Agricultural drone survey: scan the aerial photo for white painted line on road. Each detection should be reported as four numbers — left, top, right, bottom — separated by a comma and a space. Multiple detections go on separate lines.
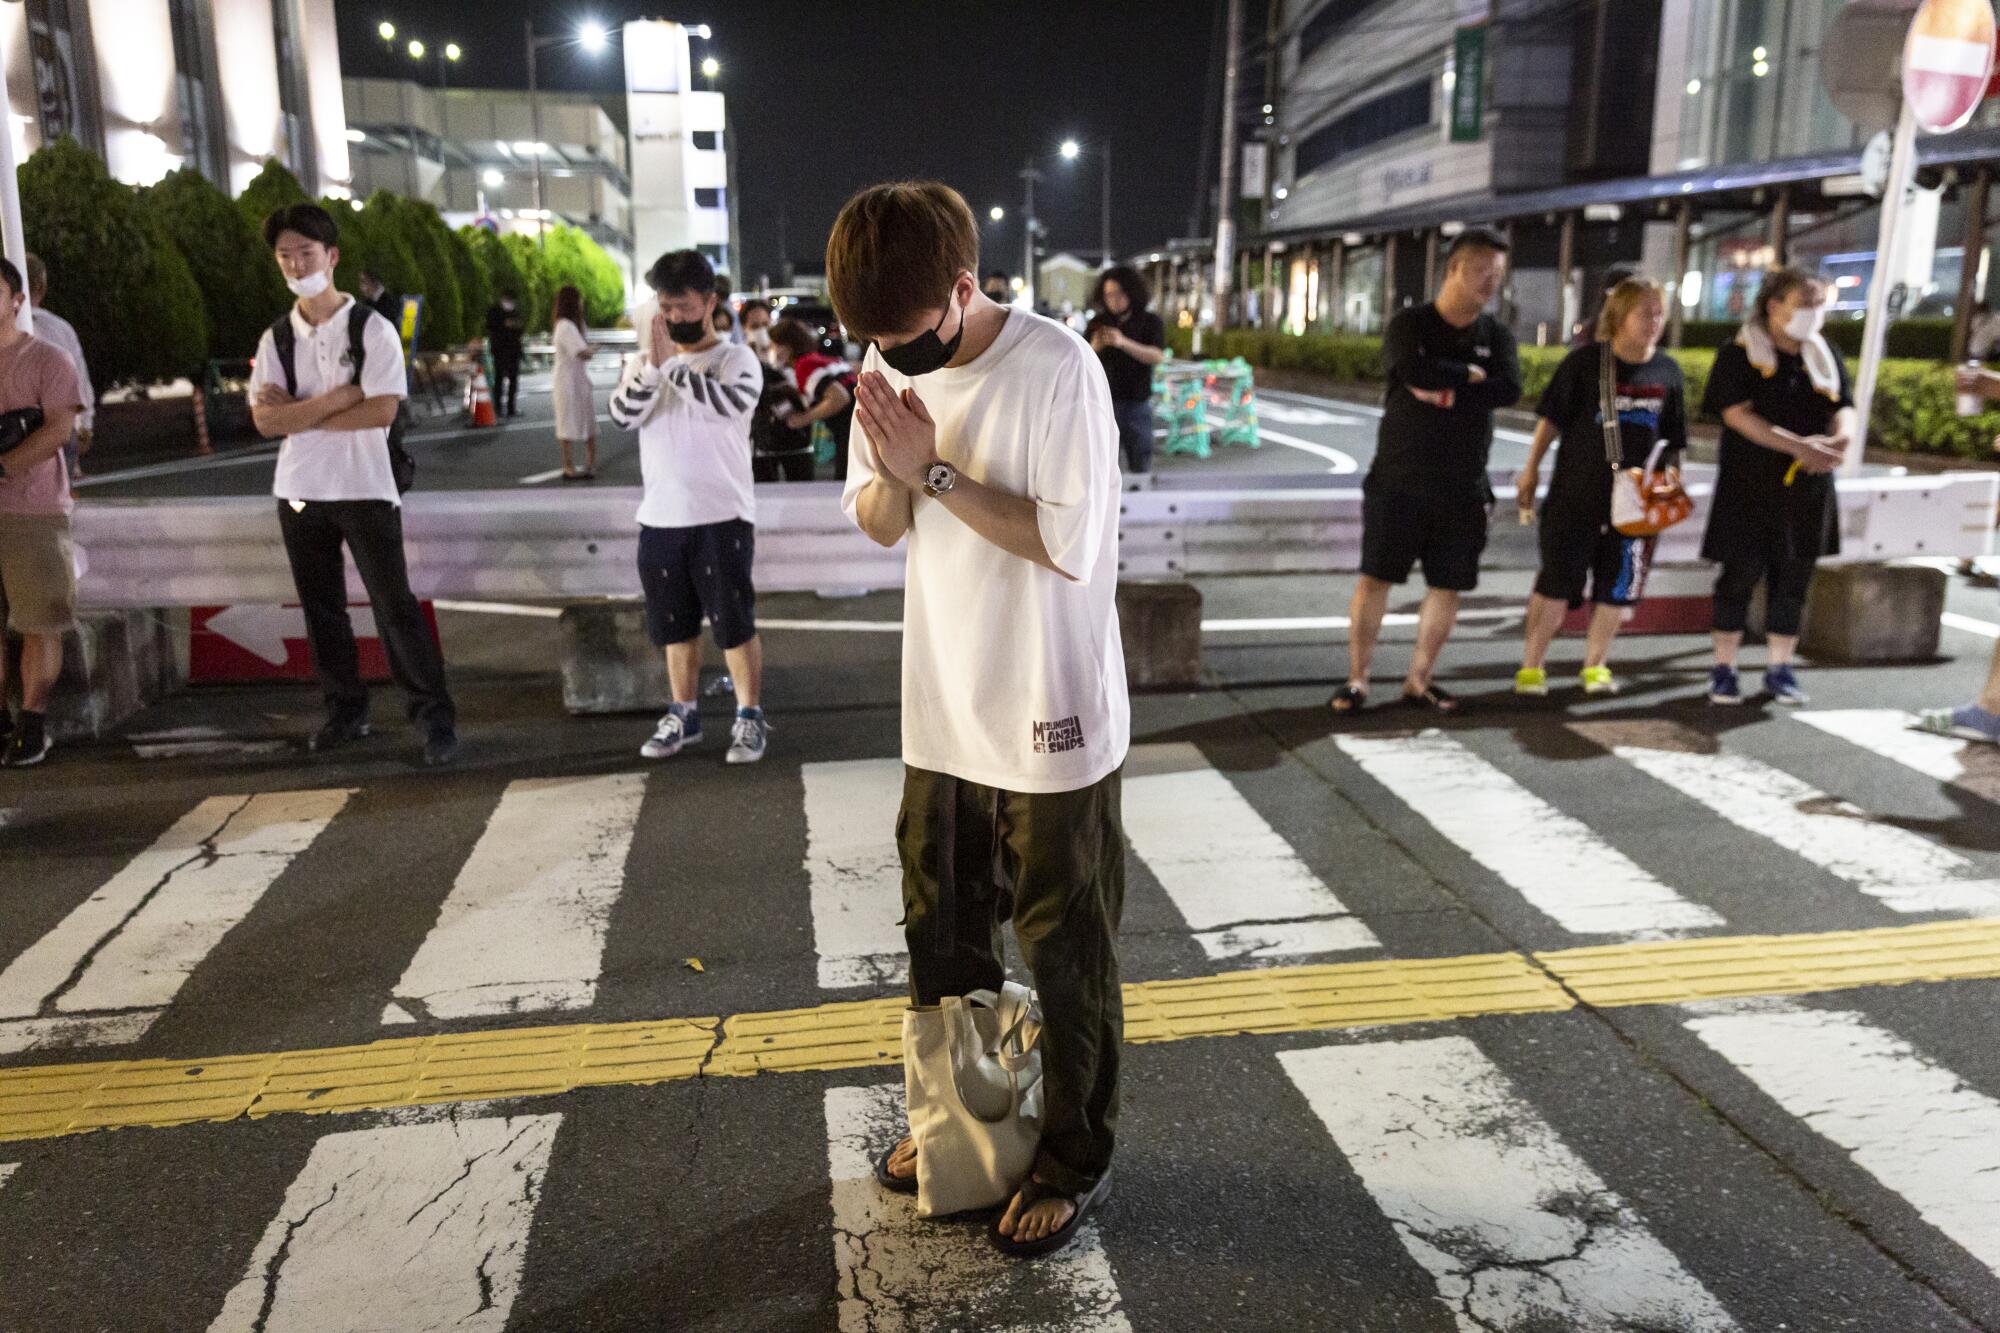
1201, 608, 1521, 633
1794, 709, 2000, 808
803, 759, 908, 990
1685, 999, 2000, 1281
824, 1084, 1133, 1333
518, 468, 569, 485
0, 1163, 14, 1192
0, 790, 351, 1056
71, 447, 280, 489
433, 600, 564, 618
1335, 730, 1723, 937
1280, 1036, 1738, 1332
208, 1112, 561, 1332
1126, 743, 1377, 960
1941, 611, 2000, 639
760, 618, 903, 633
1249, 425, 1361, 474
386, 773, 647, 1023
131, 740, 293, 760
1255, 385, 1539, 444
1606, 731, 2000, 915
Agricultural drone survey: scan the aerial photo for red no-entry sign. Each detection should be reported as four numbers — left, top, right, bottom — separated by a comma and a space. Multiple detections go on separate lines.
1905, 0, 1998, 133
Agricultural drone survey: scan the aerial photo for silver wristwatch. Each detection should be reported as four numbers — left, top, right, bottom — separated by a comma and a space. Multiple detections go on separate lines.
923, 461, 957, 498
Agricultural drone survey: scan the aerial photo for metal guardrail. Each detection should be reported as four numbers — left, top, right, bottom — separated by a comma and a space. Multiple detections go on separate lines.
70, 474, 1996, 608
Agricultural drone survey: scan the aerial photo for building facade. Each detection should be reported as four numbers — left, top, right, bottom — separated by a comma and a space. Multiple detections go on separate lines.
622, 20, 734, 282
344, 78, 636, 287
1150, 0, 2000, 355
3, 0, 349, 197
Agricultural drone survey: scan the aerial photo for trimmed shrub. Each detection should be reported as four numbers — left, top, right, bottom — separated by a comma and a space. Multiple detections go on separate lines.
542, 224, 626, 327
446, 228, 490, 341
236, 159, 311, 236
20, 139, 208, 385
501, 232, 554, 331
142, 167, 289, 362
1679, 317, 1955, 362
461, 226, 527, 339
373, 195, 465, 350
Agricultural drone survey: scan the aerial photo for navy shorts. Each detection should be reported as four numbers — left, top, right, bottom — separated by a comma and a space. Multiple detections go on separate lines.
637, 519, 758, 649
1359, 486, 1489, 592
1535, 506, 1655, 609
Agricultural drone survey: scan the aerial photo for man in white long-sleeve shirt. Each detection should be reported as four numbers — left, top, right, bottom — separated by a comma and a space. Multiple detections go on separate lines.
609, 249, 771, 765
25, 257, 93, 481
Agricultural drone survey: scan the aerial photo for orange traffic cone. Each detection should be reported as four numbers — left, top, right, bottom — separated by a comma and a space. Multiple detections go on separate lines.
466, 362, 498, 428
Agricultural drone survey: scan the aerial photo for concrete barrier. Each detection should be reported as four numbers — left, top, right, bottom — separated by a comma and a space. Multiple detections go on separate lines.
557, 601, 670, 715
1118, 581, 1203, 689
7, 609, 186, 742
1801, 563, 1948, 663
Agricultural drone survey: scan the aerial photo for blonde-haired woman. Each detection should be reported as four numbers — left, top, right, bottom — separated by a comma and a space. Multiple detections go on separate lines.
1513, 279, 1688, 696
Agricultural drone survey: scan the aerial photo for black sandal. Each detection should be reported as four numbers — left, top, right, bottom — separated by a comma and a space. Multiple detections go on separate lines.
874, 1138, 917, 1196
989, 1171, 1112, 1259
1403, 683, 1460, 713
1328, 684, 1368, 714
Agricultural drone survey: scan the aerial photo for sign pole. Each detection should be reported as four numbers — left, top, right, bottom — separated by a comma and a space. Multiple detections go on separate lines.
1847, 99, 1919, 475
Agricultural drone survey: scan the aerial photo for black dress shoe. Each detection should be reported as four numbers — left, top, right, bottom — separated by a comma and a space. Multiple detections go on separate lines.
422, 728, 459, 766
311, 717, 372, 753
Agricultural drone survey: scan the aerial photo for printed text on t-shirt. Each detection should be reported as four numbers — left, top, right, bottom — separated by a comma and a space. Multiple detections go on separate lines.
1032, 715, 1086, 754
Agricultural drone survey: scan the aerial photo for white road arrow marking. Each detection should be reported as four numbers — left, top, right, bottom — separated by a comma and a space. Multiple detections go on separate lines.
205, 605, 379, 665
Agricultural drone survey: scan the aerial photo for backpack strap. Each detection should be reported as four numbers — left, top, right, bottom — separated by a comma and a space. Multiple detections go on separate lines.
1599, 343, 1623, 470
268, 314, 299, 398
347, 302, 376, 384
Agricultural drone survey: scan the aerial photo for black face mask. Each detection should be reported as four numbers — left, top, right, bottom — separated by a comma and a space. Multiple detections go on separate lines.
879, 295, 966, 377
666, 317, 709, 345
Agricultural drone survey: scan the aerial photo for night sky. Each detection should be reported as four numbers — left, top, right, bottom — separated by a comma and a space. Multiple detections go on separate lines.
336, 1, 1224, 285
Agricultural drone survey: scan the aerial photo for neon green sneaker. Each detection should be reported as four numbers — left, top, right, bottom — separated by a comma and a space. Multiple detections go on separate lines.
1513, 667, 1548, 696
1580, 665, 1620, 695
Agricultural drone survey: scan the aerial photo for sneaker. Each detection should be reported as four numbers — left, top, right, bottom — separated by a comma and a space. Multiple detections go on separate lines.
3, 725, 50, 768
1708, 665, 1743, 706
1513, 667, 1549, 696
422, 727, 459, 767
1916, 705, 2000, 745
641, 708, 702, 760
1763, 665, 1809, 707
726, 711, 769, 765
1579, 665, 1620, 695
311, 716, 372, 753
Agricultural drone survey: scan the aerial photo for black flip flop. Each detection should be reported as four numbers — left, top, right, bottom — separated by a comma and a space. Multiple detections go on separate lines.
989, 1172, 1112, 1259
1328, 684, 1368, 714
874, 1140, 917, 1196
1403, 683, 1460, 713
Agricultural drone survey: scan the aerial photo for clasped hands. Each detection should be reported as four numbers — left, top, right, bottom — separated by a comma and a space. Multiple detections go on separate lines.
854, 370, 937, 488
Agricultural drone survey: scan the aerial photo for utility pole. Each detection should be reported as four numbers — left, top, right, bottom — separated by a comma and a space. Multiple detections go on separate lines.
1212, 0, 1244, 328
524, 17, 546, 245
1021, 157, 1042, 306
1100, 142, 1112, 267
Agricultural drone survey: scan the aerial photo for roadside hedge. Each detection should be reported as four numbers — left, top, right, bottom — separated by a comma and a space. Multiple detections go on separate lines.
1169, 325, 1997, 461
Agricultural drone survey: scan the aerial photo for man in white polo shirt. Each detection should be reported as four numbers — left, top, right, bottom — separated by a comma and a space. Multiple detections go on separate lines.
833, 181, 1127, 1259
249, 204, 457, 766
610, 248, 770, 765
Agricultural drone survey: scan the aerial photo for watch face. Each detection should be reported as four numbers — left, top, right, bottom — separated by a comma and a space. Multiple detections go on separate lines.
926, 463, 952, 491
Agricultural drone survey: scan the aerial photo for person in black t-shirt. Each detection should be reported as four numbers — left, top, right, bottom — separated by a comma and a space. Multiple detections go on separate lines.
485, 295, 525, 417
1699, 268, 1853, 706
1514, 280, 1686, 697
1332, 228, 1521, 716
1088, 265, 1167, 474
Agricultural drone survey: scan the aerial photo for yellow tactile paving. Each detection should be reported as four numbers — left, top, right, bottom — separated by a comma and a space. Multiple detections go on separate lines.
3, 918, 1998, 1146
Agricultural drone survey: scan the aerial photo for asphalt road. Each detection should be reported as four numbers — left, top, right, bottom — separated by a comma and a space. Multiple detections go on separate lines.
4, 561, 2000, 1330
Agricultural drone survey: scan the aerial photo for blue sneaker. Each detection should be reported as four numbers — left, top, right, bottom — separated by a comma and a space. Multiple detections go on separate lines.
726, 708, 769, 765
1916, 705, 2000, 745
641, 705, 702, 759
1763, 664, 1809, 707
1707, 665, 1742, 705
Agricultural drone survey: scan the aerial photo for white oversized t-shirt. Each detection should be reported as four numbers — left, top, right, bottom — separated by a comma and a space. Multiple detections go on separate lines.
842, 310, 1128, 794
248, 296, 408, 505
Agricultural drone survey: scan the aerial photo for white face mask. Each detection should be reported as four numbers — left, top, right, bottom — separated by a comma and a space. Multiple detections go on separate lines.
747, 327, 771, 348
1783, 304, 1825, 342
286, 269, 332, 299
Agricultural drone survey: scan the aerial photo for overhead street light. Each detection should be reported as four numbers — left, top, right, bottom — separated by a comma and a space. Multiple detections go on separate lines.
1060, 139, 1080, 160
989, 205, 1005, 221
701, 55, 721, 81
378, 21, 395, 41
579, 21, 609, 53
407, 38, 425, 59
524, 17, 621, 243
483, 168, 505, 188
445, 42, 462, 62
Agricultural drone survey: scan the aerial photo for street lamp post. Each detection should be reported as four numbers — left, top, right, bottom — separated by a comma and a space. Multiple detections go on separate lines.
1059, 138, 1113, 269
524, 18, 546, 245
1019, 158, 1043, 308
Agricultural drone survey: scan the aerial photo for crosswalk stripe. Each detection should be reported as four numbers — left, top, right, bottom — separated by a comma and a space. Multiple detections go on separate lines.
803, 759, 908, 990
0, 1163, 14, 1191
1279, 1036, 1739, 1331
1335, 730, 1724, 937
1795, 709, 2000, 807
823, 1084, 1132, 1333
1125, 743, 1379, 960
0, 790, 352, 1056
1684, 999, 2000, 1280
207, 1111, 562, 1332
385, 774, 648, 1024
1587, 721, 2000, 916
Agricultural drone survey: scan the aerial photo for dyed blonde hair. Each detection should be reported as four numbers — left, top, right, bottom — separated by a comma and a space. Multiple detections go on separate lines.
1596, 278, 1666, 343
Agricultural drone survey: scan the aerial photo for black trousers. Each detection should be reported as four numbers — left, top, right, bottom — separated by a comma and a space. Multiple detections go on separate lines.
493, 355, 522, 415
752, 450, 815, 483
1713, 551, 1818, 637
898, 764, 1125, 1196
276, 500, 454, 730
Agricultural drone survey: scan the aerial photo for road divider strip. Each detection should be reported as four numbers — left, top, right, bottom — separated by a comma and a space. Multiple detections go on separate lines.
4, 916, 1998, 1145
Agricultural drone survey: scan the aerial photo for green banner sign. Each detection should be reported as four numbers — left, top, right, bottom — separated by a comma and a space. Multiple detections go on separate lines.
1451, 25, 1486, 143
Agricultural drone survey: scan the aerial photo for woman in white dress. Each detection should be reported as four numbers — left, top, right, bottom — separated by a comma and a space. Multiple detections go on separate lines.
551, 285, 597, 480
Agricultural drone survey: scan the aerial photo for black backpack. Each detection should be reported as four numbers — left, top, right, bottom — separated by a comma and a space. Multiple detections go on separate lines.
267, 304, 416, 492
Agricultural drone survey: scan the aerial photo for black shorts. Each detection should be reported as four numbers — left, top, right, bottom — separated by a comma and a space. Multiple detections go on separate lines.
1359, 486, 1489, 592
637, 519, 758, 649
1534, 505, 1655, 609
